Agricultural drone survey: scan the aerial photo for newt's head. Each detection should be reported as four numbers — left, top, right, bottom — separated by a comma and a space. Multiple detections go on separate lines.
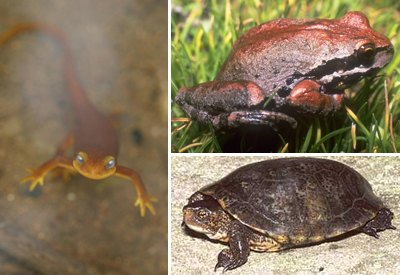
73, 148, 117, 179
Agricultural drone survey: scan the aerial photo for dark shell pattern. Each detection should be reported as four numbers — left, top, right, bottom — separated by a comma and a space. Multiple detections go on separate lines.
200, 158, 383, 244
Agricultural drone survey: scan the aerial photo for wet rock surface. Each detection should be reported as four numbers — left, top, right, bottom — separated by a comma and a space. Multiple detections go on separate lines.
0, 1, 167, 274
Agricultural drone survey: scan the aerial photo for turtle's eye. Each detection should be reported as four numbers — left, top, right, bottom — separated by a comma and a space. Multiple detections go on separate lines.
196, 209, 209, 220
106, 159, 115, 169
76, 154, 84, 164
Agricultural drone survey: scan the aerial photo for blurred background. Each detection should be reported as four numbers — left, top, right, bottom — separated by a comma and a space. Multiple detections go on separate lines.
0, 0, 167, 274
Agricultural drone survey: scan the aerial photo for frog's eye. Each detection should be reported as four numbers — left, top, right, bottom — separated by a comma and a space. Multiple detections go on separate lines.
357, 43, 376, 64
106, 159, 115, 169
76, 154, 84, 164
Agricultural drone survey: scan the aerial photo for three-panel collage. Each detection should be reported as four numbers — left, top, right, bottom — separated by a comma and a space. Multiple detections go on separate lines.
0, 1, 399, 275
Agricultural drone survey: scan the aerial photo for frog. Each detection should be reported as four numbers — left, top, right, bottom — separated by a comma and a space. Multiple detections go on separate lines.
175, 12, 394, 130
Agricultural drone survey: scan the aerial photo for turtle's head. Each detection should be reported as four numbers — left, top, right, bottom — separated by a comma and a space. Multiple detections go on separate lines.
183, 192, 232, 241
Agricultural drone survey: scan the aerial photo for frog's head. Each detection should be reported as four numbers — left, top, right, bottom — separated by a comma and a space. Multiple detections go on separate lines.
306, 11, 394, 91
284, 12, 394, 117
73, 148, 117, 179
183, 192, 232, 241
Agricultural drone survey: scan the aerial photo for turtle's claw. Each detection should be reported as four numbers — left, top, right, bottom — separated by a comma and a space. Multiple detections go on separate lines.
135, 194, 157, 217
215, 248, 247, 272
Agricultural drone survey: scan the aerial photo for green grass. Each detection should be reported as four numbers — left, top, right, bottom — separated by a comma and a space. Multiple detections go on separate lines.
171, 0, 400, 153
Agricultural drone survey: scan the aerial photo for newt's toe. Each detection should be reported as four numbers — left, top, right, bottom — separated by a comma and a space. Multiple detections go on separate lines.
20, 176, 30, 184
135, 195, 157, 217
21, 168, 45, 191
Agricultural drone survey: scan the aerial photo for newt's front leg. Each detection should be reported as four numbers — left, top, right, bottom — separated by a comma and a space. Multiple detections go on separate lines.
51, 131, 77, 181
114, 166, 157, 217
21, 156, 75, 191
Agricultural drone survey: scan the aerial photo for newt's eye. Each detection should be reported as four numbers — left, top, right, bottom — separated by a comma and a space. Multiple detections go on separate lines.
106, 159, 115, 169
76, 155, 84, 164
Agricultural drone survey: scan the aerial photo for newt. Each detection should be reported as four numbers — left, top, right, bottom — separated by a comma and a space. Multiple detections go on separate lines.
0, 23, 156, 216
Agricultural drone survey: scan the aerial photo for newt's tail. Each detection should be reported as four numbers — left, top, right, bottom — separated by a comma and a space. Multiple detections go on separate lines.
0, 23, 91, 110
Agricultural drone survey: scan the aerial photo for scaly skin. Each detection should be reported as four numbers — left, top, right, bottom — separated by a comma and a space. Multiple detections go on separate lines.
1, 23, 156, 216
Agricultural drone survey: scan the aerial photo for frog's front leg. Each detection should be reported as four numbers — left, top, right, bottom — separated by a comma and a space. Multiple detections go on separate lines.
286, 80, 346, 116
113, 166, 157, 216
21, 156, 75, 191
176, 81, 297, 129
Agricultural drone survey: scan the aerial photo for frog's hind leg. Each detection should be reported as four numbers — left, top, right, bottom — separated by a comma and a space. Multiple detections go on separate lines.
362, 208, 396, 238
50, 131, 77, 182
177, 80, 298, 130
220, 110, 298, 130
181, 101, 297, 130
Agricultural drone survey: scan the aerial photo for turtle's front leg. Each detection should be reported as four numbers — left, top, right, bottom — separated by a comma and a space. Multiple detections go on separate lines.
214, 222, 250, 272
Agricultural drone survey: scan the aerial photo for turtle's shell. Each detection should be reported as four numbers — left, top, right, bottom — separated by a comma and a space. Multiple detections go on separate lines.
200, 158, 383, 246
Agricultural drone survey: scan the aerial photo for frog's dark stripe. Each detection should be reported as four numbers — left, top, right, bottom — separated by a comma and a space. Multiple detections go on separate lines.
306, 54, 360, 79
309, 45, 392, 78
285, 45, 392, 92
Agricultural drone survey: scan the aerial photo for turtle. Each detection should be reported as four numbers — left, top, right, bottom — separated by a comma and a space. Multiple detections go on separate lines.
182, 158, 396, 272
